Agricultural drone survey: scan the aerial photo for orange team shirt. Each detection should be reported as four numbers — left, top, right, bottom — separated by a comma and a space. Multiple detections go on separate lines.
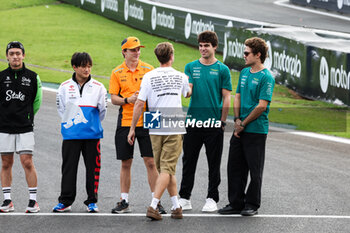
109, 60, 154, 127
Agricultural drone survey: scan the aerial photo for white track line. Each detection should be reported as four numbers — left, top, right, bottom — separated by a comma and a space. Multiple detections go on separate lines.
274, 0, 350, 22
1, 212, 350, 219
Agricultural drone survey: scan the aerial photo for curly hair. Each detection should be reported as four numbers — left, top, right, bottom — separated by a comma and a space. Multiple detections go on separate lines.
244, 37, 268, 63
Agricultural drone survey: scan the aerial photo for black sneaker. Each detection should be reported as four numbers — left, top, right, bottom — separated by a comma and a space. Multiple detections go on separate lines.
157, 201, 167, 214
0, 199, 14, 213
218, 204, 242, 215
25, 199, 40, 213
111, 199, 131, 213
240, 207, 258, 216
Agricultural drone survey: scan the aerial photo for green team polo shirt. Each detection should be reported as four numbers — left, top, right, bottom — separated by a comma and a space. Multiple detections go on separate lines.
186, 60, 232, 122
237, 67, 275, 134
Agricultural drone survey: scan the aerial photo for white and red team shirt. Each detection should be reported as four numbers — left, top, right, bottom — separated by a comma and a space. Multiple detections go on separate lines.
56, 75, 107, 140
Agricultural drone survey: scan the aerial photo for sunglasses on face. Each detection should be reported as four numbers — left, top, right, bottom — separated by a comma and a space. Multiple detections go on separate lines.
243, 51, 252, 56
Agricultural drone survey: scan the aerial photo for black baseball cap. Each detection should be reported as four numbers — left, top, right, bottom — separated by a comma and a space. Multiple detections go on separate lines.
6, 41, 25, 54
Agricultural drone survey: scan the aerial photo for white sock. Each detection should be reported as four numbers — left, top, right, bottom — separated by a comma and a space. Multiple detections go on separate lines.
29, 187, 37, 201
150, 198, 159, 210
152, 192, 154, 199
171, 196, 180, 209
121, 193, 128, 203
2, 187, 11, 200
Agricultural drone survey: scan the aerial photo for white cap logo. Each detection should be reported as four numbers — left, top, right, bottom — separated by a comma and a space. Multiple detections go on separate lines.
124, 0, 129, 21
319, 56, 329, 93
184, 13, 192, 39
337, 0, 343, 9
151, 6, 157, 30
264, 41, 273, 70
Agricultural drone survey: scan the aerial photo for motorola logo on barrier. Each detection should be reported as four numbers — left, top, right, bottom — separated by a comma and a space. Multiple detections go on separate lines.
337, 0, 350, 9
101, 0, 118, 13
226, 37, 301, 77
151, 6, 175, 31
184, 13, 215, 39
81, 0, 96, 5
124, 0, 144, 21
319, 57, 329, 93
319, 56, 350, 93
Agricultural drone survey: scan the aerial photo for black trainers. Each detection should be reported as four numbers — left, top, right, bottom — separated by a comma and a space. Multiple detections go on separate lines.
240, 207, 258, 216
25, 199, 40, 213
218, 204, 242, 215
111, 199, 131, 213
157, 201, 167, 214
0, 199, 14, 213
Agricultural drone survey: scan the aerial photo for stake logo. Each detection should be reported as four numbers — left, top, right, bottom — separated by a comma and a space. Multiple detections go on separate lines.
319, 56, 329, 93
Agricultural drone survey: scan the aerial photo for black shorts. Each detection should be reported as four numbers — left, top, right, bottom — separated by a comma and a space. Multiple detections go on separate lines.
115, 127, 153, 160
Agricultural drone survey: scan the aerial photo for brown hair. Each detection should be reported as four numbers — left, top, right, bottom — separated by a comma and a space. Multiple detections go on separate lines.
154, 42, 174, 64
244, 37, 268, 63
197, 31, 218, 48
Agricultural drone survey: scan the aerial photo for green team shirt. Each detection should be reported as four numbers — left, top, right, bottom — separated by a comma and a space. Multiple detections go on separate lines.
186, 60, 232, 122
237, 67, 275, 134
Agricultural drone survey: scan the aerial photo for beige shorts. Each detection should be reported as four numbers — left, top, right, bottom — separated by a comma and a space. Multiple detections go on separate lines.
0, 132, 34, 155
150, 134, 183, 175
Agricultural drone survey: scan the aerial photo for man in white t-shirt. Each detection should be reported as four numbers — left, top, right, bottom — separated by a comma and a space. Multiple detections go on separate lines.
127, 42, 191, 220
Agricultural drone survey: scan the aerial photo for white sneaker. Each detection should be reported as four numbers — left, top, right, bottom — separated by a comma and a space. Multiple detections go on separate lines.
25, 200, 40, 213
178, 198, 192, 211
202, 198, 217, 212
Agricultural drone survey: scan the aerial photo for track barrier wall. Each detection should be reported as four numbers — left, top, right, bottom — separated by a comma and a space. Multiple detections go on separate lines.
290, 0, 350, 15
62, 0, 350, 106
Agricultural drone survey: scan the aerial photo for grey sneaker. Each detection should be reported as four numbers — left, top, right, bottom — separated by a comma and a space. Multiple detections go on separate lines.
111, 199, 131, 213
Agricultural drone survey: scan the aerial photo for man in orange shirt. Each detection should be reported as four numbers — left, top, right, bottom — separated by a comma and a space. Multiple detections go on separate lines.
109, 37, 164, 214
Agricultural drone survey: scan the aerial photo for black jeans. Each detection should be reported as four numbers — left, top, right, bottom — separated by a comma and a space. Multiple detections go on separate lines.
58, 139, 101, 206
179, 127, 224, 202
227, 132, 267, 210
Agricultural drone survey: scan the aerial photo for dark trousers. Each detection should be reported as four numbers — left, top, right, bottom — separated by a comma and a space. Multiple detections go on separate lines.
59, 139, 101, 206
227, 132, 267, 210
179, 127, 224, 202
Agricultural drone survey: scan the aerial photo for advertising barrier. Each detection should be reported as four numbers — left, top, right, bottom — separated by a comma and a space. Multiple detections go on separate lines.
62, 0, 350, 106
290, 0, 350, 14
60, 0, 267, 53
224, 26, 350, 105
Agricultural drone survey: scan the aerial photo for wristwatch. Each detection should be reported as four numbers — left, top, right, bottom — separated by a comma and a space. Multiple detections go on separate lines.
124, 98, 128, 104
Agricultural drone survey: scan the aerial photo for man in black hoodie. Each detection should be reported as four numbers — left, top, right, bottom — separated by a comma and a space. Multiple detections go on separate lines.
0, 41, 42, 213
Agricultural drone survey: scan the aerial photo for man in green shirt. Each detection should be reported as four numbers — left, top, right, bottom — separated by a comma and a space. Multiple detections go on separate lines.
218, 37, 275, 216
179, 31, 232, 212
